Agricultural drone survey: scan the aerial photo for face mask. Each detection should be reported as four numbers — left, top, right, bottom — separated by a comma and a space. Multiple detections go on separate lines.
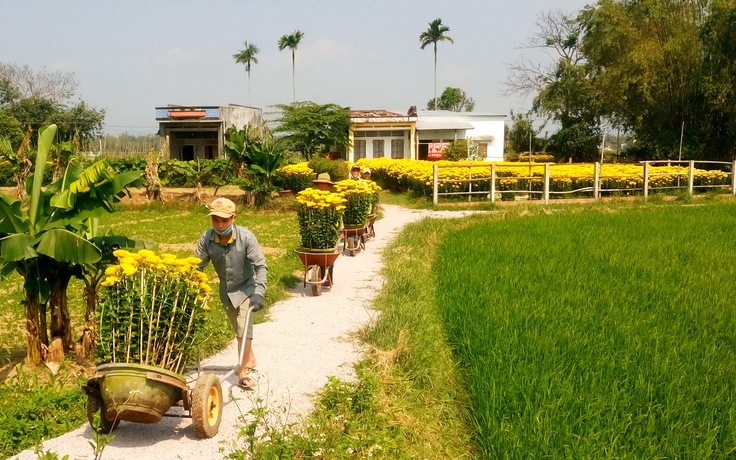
214, 225, 233, 236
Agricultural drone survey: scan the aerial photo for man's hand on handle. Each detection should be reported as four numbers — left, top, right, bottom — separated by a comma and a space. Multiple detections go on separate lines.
250, 294, 264, 312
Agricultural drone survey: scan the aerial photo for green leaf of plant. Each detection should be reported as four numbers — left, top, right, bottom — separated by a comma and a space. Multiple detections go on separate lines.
0, 194, 28, 234
36, 228, 101, 264
0, 234, 38, 261
30, 124, 57, 229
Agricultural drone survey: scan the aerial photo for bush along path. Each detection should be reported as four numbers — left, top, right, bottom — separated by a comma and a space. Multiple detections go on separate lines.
10, 205, 487, 460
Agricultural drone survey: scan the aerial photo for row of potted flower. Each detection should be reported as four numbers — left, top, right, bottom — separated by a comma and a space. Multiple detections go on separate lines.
296, 179, 380, 250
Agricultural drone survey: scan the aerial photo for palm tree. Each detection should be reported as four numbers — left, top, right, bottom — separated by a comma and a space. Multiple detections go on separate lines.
233, 41, 260, 106
278, 30, 305, 102
419, 18, 454, 110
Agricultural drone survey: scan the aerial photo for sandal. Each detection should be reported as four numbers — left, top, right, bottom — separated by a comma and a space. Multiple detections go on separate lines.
238, 368, 257, 388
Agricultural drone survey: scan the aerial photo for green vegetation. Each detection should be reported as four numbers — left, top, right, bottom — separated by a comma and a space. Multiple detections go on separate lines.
3, 193, 736, 459
437, 201, 736, 458
0, 198, 302, 458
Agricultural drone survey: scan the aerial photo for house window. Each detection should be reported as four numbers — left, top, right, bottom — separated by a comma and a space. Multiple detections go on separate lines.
391, 139, 404, 159
372, 140, 384, 158
355, 140, 366, 159
478, 143, 488, 158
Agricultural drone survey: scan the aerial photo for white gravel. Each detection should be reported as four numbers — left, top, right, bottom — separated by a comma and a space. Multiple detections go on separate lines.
9, 205, 487, 460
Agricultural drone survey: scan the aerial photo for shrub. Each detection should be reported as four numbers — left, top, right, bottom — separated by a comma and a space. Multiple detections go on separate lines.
275, 163, 315, 193
308, 157, 349, 182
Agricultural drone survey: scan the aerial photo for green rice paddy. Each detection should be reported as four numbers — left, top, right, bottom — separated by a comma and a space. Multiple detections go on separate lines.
436, 202, 736, 458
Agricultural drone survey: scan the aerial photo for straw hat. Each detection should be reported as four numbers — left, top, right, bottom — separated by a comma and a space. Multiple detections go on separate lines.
313, 172, 334, 185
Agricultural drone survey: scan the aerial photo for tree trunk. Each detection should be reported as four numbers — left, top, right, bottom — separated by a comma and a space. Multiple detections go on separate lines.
49, 268, 73, 353
25, 293, 44, 366
76, 285, 98, 359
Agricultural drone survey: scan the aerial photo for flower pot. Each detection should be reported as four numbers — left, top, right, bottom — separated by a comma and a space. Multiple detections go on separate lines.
94, 363, 188, 424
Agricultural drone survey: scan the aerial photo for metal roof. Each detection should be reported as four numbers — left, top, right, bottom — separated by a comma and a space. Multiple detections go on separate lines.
415, 120, 474, 130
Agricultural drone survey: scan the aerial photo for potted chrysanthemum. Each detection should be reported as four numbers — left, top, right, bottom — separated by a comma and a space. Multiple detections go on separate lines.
296, 188, 347, 250
97, 249, 212, 373
333, 179, 374, 227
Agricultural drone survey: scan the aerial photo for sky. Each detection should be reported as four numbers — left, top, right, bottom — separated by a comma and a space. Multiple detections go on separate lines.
2, 0, 592, 136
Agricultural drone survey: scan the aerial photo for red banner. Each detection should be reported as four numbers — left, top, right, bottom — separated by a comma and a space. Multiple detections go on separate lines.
428, 142, 448, 161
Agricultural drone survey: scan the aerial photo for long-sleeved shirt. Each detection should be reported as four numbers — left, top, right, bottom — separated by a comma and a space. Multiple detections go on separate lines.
195, 225, 267, 309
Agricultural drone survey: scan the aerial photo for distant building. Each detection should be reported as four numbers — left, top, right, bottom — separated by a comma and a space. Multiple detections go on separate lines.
348, 107, 505, 162
414, 109, 505, 162
154, 104, 262, 160
349, 109, 418, 161
155, 103, 504, 162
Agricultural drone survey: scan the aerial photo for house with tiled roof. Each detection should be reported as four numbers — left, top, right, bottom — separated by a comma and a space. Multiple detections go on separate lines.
348, 106, 505, 162
349, 109, 417, 161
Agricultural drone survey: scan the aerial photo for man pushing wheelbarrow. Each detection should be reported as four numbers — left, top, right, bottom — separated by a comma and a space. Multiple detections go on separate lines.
195, 197, 268, 389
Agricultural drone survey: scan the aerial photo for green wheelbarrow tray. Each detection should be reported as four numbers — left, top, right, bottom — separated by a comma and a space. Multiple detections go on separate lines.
83, 361, 225, 438
86, 363, 188, 424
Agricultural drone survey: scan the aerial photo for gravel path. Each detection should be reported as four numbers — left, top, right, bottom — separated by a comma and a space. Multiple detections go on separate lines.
9, 205, 486, 460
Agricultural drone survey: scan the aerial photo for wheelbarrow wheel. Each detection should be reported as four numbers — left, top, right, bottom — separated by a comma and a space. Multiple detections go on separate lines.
307, 264, 322, 296
191, 372, 222, 438
86, 394, 119, 434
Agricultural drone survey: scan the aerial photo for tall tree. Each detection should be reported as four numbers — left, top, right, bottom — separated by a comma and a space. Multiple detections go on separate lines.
580, 0, 736, 160
233, 41, 260, 106
273, 101, 350, 159
419, 18, 454, 110
278, 30, 305, 102
504, 9, 602, 160
427, 87, 475, 111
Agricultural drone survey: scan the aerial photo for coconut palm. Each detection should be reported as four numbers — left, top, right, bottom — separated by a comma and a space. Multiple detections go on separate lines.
419, 18, 454, 110
278, 30, 305, 102
232, 41, 260, 106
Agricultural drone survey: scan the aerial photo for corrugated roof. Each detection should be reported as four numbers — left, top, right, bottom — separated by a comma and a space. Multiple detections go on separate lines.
416, 120, 474, 130
351, 109, 406, 118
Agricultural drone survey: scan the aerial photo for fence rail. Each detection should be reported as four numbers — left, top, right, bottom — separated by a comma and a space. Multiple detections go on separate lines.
432, 160, 736, 205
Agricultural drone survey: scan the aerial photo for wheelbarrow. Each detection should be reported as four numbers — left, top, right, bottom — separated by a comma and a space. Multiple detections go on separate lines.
295, 247, 341, 296
83, 306, 256, 438
341, 224, 368, 256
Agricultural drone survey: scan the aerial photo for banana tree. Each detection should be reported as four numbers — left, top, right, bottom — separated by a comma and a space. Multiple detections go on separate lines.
0, 124, 145, 364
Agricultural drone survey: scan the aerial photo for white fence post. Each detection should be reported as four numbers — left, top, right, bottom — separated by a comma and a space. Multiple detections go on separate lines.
544, 163, 550, 204
732, 161, 736, 196
491, 164, 496, 203
688, 160, 694, 196
643, 161, 649, 200
432, 164, 438, 206
594, 162, 600, 201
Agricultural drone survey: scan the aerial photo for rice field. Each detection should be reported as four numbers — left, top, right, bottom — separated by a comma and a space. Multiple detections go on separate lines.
435, 201, 736, 458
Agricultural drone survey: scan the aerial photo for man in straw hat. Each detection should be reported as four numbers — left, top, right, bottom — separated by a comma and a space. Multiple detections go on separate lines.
195, 197, 267, 388
312, 172, 334, 191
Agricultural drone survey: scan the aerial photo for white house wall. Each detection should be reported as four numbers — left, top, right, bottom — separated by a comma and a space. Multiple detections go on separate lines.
466, 120, 505, 161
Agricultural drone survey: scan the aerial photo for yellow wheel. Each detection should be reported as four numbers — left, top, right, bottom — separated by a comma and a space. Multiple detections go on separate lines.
191, 372, 222, 438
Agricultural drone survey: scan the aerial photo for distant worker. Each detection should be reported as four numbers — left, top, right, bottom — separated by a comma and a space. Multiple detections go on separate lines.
312, 172, 334, 191
350, 164, 361, 180
361, 167, 372, 181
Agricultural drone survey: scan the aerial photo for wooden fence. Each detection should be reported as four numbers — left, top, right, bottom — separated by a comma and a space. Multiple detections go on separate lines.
432, 160, 736, 205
